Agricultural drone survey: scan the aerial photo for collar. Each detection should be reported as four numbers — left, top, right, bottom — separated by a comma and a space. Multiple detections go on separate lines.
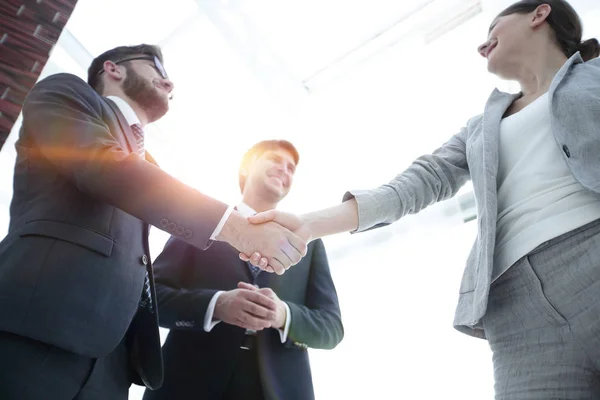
236, 202, 257, 217
106, 96, 141, 127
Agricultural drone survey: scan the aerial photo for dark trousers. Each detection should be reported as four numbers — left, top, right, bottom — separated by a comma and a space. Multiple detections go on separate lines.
0, 331, 131, 400
222, 337, 265, 400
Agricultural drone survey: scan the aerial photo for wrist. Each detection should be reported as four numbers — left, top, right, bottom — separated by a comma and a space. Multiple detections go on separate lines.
213, 292, 228, 321
275, 300, 287, 329
301, 214, 316, 241
216, 211, 246, 247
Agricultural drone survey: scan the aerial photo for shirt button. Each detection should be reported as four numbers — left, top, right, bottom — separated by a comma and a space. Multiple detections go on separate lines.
562, 144, 571, 158
141, 255, 148, 265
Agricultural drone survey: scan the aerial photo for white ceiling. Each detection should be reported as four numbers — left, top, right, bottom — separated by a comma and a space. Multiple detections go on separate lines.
2, 0, 600, 251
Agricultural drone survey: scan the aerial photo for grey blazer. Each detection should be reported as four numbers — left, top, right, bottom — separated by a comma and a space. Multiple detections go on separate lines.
344, 52, 600, 338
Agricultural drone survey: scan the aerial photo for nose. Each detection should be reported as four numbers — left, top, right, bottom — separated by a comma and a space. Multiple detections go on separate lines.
276, 163, 292, 182
161, 78, 175, 94
477, 42, 489, 58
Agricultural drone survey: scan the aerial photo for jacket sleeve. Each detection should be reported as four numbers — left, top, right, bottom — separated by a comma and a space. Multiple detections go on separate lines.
284, 239, 344, 350
153, 237, 218, 331
21, 73, 227, 250
344, 126, 470, 232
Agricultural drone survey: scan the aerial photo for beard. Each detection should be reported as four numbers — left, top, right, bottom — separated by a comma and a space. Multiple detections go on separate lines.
122, 67, 169, 123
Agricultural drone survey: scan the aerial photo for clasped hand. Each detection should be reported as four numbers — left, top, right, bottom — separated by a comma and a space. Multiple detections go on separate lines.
239, 210, 311, 274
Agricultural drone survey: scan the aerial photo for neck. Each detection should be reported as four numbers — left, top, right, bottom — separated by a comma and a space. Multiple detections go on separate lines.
242, 191, 278, 213
516, 46, 567, 97
103, 88, 149, 126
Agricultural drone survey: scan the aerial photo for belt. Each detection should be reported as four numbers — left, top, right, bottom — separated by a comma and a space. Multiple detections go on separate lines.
241, 333, 256, 351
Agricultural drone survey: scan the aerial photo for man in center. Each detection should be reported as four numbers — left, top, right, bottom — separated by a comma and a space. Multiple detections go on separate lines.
143, 139, 344, 400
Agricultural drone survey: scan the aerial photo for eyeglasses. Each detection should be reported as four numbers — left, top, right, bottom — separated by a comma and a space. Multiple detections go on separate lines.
97, 55, 168, 79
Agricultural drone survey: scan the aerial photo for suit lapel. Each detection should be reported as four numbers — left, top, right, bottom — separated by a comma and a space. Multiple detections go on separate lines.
241, 259, 256, 282
104, 99, 159, 236
255, 267, 271, 288
481, 89, 519, 179
103, 97, 139, 155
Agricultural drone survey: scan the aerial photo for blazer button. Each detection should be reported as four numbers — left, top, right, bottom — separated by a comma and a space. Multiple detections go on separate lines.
562, 144, 571, 158
175, 226, 185, 236
167, 222, 177, 232
160, 218, 169, 228
184, 229, 193, 239
141, 254, 148, 265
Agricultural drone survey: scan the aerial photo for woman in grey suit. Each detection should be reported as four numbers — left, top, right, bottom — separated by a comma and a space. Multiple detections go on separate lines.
245, 1, 600, 398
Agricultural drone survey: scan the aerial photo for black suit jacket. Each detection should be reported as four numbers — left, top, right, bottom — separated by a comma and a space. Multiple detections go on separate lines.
143, 236, 344, 400
0, 73, 228, 389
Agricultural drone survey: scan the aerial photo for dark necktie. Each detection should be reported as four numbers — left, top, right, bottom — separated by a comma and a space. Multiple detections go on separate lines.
139, 273, 153, 313
247, 261, 261, 280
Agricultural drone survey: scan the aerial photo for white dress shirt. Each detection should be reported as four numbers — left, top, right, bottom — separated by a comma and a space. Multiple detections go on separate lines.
106, 95, 140, 126
203, 202, 292, 343
494, 92, 600, 281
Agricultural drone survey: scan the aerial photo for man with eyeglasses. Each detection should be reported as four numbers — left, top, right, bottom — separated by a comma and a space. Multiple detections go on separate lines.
0, 44, 307, 400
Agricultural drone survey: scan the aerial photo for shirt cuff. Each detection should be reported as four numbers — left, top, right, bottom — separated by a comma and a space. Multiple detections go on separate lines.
204, 291, 224, 332
210, 205, 235, 240
277, 302, 292, 343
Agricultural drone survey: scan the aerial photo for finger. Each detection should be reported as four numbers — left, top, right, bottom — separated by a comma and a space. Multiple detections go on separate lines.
247, 210, 277, 224
265, 265, 275, 273
249, 252, 262, 266
239, 253, 251, 262
269, 257, 286, 275
242, 301, 276, 320
259, 257, 268, 268
234, 316, 269, 331
236, 312, 273, 329
282, 234, 307, 266
258, 287, 274, 295
245, 291, 277, 311
237, 282, 257, 291
276, 242, 296, 269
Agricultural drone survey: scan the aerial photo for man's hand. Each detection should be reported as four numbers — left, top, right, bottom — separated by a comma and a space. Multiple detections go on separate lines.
240, 210, 312, 269
238, 282, 287, 329
216, 211, 307, 275
213, 288, 278, 331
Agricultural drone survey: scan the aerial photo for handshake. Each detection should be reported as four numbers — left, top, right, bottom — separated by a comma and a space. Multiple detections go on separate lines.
217, 209, 312, 275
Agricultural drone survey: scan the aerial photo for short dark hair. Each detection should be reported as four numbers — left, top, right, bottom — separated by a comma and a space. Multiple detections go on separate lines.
497, 0, 599, 61
87, 44, 163, 94
239, 140, 300, 193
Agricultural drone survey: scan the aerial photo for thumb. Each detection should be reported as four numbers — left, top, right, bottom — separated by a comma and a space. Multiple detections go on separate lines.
247, 209, 277, 224
237, 281, 258, 291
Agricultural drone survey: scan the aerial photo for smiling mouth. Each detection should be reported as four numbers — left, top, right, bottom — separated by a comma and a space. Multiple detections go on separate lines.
269, 175, 286, 187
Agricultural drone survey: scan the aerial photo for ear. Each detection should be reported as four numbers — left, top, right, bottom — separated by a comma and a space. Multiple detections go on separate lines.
102, 60, 125, 81
531, 4, 551, 28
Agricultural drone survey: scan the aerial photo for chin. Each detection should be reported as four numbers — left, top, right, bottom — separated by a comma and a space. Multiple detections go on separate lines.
148, 101, 169, 123
265, 184, 287, 201
486, 54, 499, 74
